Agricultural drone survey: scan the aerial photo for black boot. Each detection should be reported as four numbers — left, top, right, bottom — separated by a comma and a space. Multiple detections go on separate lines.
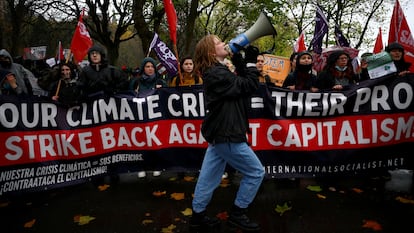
228, 205, 260, 232
189, 210, 220, 232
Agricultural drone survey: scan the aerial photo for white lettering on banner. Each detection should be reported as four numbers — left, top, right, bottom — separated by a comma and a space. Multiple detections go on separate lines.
169, 123, 205, 144
272, 92, 346, 117
100, 126, 162, 149
265, 157, 405, 176
167, 93, 206, 117
3, 132, 94, 161
266, 116, 414, 148
0, 103, 57, 128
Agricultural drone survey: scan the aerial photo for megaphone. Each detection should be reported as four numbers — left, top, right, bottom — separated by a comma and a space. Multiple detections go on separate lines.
227, 12, 277, 54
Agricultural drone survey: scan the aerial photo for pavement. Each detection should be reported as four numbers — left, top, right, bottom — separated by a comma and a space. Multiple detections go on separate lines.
0, 170, 413, 233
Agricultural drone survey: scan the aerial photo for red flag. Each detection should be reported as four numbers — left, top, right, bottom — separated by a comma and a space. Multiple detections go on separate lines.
70, 10, 93, 63
373, 27, 383, 54
163, 0, 177, 44
294, 32, 306, 52
388, 0, 414, 72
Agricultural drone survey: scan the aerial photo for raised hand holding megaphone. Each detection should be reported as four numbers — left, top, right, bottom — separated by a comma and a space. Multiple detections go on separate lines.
226, 12, 277, 54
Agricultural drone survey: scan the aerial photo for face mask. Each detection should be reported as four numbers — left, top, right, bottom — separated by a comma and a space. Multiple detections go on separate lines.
297, 64, 312, 72
335, 65, 347, 72
0, 60, 11, 68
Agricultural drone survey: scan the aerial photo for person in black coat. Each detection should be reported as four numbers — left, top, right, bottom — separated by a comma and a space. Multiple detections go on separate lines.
385, 42, 412, 76
282, 50, 318, 92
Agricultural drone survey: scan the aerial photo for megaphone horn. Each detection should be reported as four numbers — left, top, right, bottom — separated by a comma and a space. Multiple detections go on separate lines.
227, 12, 277, 54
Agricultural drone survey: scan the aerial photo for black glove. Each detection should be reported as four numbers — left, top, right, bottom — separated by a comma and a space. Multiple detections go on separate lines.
244, 45, 259, 64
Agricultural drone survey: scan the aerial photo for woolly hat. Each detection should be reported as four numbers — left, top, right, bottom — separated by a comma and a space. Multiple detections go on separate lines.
295, 50, 313, 66
87, 45, 107, 63
139, 57, 157, 75
385, 42, 404, 52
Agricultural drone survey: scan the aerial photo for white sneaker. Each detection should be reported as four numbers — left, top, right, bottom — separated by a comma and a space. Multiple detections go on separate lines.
153, 171, 162, 177
137, 171, 146, 178
222, 172, 228, 179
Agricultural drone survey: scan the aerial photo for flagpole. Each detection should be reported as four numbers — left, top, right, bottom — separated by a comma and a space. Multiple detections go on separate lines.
172, 44, 182, 85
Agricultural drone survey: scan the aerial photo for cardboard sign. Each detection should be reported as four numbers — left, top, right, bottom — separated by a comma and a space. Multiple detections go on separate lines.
263, 54, 291, 87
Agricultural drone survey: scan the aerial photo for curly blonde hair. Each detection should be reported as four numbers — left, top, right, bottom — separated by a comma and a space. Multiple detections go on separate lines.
194, 35, 220, 75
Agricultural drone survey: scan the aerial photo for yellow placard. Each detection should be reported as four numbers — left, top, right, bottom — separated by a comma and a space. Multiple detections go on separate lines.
263, 54, 291, 87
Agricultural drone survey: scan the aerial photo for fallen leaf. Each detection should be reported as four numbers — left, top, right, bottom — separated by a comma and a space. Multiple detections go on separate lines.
170, 192, 185, 200
98, 184, 110, 191
181, 208, 192, 216
275, 202, 292, 216
220, 178, 230, 187
74, 215, 95, 225
152, 190, 167, 197
161, 224, 176, 233
169, 177, 177, 181
184, 176, 195, 182
395, 196, 414, 204
362, 219, 382, 231
307, 185, 322, 192
352, 188, 363, 193
216, 211, 229, 220
145, 212, 151, 217
142, 219, 154, 225
0, 201, 10, 208
24, 219, 36, 228
317, 193, 327, 199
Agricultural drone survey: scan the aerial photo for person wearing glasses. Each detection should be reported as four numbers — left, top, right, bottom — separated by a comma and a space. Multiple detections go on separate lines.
316, 50, 360, 91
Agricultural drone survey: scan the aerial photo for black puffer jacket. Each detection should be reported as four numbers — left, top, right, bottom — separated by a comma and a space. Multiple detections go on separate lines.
201, 62, 259, 143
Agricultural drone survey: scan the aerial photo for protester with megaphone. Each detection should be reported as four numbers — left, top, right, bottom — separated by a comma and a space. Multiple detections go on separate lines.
189, 34, 264, 232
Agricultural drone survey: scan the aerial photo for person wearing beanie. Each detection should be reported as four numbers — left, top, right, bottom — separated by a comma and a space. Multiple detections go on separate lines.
385, 42, 411, 76
316, 50, 360, 91
129, 57, 167, 93
282, 50, 318, 92
77, 45, 129, 98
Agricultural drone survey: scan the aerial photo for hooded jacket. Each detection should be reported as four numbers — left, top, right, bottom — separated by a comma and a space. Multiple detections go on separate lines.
78, 45, 128, 97
0, 49, 32, 95
129, 57, 167, 92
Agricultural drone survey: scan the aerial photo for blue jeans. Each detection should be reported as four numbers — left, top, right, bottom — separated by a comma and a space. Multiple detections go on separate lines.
192, 142, 265, 213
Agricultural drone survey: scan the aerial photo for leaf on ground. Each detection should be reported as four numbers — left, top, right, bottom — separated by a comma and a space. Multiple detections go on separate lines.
362, 219, 382, 231
216, 211, 229, 221
317, 193, 327, 199
152, 190, 167, 197
142, 219, 154, 225
352, 188, 363, 193
145, 212, 151, 217
328, 187, 336, 192
275, 202, 292, 216
74, 215, 96, 225
307, 185, 322, 192
181, 208, 192, 216
169, 177, 177, 181
395, 196, 414, 204
0, 201, 10, 208
98, 184, 110, 191
170, 192, 185, 200
161, 224, 176, 233
24, 219, 36, 228
184, 176, 195, 182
